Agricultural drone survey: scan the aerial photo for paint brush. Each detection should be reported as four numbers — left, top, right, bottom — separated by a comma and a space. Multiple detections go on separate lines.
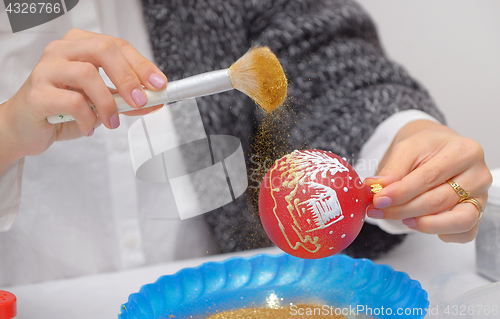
46, 46, 287, 124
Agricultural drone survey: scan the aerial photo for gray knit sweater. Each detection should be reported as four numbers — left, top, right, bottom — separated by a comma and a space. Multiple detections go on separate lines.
141, 0, 445, 259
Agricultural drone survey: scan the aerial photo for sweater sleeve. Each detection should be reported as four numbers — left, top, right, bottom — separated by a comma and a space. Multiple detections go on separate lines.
206, 0, 446, 258
247, 0, 445, 158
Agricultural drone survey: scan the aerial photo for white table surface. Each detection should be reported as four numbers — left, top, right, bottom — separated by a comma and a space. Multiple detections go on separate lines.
1, 232, 492, 319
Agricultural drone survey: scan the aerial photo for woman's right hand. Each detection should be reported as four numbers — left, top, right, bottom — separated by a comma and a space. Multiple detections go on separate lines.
0, 28, 167, 170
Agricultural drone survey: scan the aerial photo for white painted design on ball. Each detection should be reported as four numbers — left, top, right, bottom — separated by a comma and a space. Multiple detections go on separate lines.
301, 182, 344, 231
295, 150, 349, 181
269, 150, 351, 253
293, 151, 350, 233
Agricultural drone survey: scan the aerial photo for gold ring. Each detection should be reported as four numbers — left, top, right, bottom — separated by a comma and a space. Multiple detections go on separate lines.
446, 180, 470, 203
461, 198, 484, 222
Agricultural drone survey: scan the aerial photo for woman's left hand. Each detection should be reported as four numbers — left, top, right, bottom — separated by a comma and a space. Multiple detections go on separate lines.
364, 120, 492, 243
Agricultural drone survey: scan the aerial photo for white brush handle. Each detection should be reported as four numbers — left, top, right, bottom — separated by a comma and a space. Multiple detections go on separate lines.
46, 69, 233, 124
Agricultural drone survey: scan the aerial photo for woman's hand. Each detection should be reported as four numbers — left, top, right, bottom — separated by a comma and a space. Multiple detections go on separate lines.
0, 28, 167, 173
364, 120, 492, 243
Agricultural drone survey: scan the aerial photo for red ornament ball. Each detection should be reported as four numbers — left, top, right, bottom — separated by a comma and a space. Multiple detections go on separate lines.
258, 149, 374, 259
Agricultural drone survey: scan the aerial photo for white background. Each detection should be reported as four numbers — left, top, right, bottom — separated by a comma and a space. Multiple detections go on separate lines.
357, 0, 500, 170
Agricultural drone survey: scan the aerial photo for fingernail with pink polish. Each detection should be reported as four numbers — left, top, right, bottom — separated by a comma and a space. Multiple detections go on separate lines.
87, 128, 94, 137
375, 196, 392, 209
132, 89, 148, 107
367, 208, 384, 219
149, 73, 167, 89
403, 218, 417, 228
110, 113, 120, 129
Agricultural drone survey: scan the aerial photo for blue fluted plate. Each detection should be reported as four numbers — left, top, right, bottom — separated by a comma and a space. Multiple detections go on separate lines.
118, 253, 428, 319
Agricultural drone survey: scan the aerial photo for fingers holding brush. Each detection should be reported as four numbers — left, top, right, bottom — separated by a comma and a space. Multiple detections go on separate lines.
0, 28, 168, 168
62, 29, 167, 92
57, 29, 167, 123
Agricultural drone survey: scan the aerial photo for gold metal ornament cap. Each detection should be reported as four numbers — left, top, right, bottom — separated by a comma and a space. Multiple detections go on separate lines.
370, 183, 383, 194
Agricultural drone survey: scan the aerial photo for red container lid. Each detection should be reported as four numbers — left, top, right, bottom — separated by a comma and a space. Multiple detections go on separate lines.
0, 291, 16, 319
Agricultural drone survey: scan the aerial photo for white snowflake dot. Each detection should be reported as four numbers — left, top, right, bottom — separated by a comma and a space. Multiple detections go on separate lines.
341, 234, 346, 238
349, 176, 352, 180
356, 199, 358, 202
329, 247, 334, 250
343, 187, 348, 192
351, 214, 354, 218
342, 157, 347, 161
302, 189, 306, 194
329, 231, 333, 235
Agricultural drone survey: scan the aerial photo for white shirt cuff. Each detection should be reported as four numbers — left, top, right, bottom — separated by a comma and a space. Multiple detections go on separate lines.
355, 110, 441, 235
0, 158, 24, 231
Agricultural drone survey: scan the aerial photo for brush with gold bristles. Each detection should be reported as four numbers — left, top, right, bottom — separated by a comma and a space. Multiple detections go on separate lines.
46, 46, 288, 124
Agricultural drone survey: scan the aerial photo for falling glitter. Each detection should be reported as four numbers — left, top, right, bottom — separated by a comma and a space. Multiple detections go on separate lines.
248, 104, 297, 215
